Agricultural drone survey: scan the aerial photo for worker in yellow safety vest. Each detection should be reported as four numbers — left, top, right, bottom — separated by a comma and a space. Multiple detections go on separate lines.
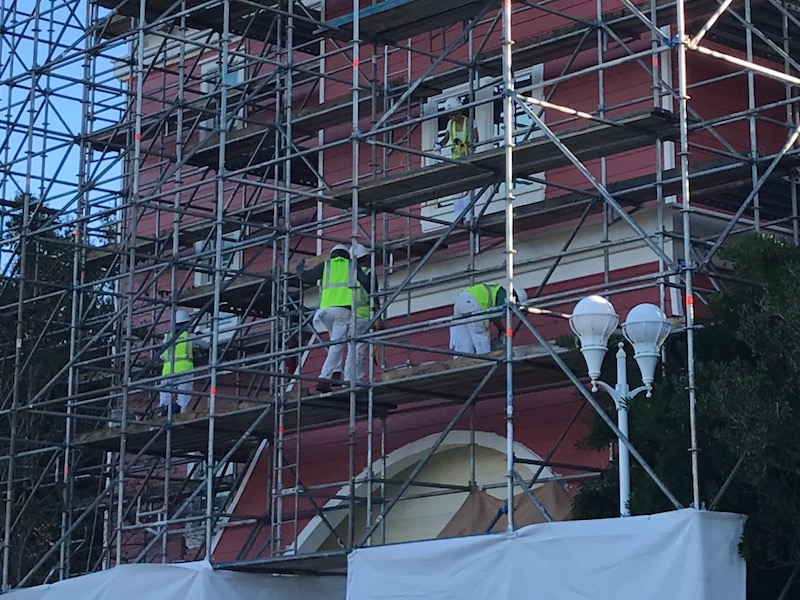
436, 97, 479, 159
159, 309, 194, 416
298, 243, 380, 393
449, 284, 528, 354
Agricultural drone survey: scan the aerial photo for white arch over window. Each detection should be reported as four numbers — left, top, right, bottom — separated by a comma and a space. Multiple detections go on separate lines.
293, 430, 555, 553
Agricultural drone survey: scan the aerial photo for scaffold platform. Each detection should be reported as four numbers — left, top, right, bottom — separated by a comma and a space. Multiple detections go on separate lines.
76, 343, 569, 457
330, 110, 681, 210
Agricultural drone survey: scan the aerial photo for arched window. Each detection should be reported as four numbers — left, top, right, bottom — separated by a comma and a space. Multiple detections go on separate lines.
293, 430, 571, 553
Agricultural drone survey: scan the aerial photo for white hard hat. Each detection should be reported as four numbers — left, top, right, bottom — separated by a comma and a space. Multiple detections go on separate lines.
175, 309, 191, 323
514, 287, 528, 305
444, 97, 463, 112
353, 242, 369, 259
331, 243, 369, 258
331, 243, 350, 256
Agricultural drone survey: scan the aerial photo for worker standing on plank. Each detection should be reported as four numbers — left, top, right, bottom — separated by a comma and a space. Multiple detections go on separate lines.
159, 309, 194, 416
436, 97, 479, 159
298, 243, 380, 393
450, 284, 528, 354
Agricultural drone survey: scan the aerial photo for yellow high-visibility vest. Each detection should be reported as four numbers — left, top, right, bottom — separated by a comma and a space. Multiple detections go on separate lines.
355, 269, 371, 320
466, 283, 502, 310
321, 257, 352, 308
448, 118, 470, 158
161, 330, 193, 376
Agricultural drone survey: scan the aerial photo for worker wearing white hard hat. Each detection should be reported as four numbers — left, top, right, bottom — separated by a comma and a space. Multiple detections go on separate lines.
159, 308, 195, 416
435, 97, 479, 159
297, 242, 380, 392
450, 284, 528, 354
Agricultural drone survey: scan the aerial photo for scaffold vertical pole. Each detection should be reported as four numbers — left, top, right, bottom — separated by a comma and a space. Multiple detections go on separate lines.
2, 132, 30, 595
501, 0, 517, 532
676, 0, 702, 510
347, 0, 362, 549
745, 0, 760, 232
205, 0, 233, 559
272, 7, 288, 549
115, 0, 149, 565
61, 2, 95, 573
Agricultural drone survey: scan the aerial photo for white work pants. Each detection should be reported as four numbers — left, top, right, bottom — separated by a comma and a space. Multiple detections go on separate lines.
450, 291, 491, 354
159, 374, 193, 411
314, 307, 369, 382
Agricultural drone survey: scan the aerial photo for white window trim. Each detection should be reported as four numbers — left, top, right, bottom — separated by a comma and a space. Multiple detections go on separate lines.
184, 459, 237, 549
193, 232, 242, 340
293, 431, 554, 553
200, 60, 246, 138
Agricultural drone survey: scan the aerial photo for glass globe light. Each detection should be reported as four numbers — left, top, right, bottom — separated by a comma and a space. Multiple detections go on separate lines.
569, 295, 619, 385
622, 303, 670, 389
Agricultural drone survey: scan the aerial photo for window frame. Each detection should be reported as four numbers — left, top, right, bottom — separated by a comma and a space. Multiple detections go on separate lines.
193, 232, 242, 339
199, 60, 246, 138
419, 65, 546, 233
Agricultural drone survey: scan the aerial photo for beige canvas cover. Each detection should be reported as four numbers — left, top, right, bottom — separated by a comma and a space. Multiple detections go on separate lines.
437, 481, 573, 538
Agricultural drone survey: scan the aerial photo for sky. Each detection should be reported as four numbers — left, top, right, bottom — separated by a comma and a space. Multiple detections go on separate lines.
0, 0, 124, 248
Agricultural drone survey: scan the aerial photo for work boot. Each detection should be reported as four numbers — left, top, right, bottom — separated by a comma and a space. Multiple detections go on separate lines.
316, 381, 332, 393
161, 403, 182, 417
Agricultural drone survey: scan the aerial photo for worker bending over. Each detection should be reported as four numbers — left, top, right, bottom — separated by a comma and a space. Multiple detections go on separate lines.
450, 284, 528, 354
298, 243, 380, 393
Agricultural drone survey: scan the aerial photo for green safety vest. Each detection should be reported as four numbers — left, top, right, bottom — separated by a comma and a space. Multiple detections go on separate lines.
320, 257, 352, 309
448, 118, 470, 159
161, 330, 193, 376
355, 269, 371, 320
466, 283, 502, 310
321, 258, 371, 317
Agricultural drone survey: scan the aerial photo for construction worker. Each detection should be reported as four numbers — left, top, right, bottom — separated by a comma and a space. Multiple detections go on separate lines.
159, 309, 194, 416
436, 97, 479, 159
449, 284, 528, 354
298, 243, 379, 393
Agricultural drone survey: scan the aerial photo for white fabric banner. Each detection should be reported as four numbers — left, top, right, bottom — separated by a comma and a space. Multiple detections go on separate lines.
5, 560, 346, 600
347, 509, 746, 600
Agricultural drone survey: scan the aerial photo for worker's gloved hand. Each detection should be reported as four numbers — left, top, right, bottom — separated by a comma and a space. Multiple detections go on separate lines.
434, 142, 442, 151
193, 329, 211, 350
490, 334, 506, 352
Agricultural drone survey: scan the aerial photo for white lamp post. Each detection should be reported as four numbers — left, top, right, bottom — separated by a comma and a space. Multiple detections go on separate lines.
569, 296, 670, 517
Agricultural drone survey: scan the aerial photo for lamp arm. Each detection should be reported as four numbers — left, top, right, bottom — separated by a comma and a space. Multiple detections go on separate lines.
593, 379, 615, 395
630, 384, 652, 399
593, 379, 625, 409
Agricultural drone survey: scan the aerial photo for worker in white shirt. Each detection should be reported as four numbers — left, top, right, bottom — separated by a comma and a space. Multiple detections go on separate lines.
298, 243, 380, 393
450, 284, 528, 354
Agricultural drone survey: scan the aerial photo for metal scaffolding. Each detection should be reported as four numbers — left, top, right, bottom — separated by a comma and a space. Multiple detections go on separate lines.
1, 0, 799, 590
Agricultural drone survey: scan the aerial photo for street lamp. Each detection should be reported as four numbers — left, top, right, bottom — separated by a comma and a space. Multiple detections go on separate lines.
569, 295, 670, 517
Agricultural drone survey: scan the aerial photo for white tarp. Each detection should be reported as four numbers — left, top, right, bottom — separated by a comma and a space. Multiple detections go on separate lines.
347, 509, 746, 600
5, 560, 346, 600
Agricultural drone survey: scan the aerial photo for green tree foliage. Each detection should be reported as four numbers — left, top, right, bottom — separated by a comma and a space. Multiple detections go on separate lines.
572, 234, 800, 599
0, 196, 109, 586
